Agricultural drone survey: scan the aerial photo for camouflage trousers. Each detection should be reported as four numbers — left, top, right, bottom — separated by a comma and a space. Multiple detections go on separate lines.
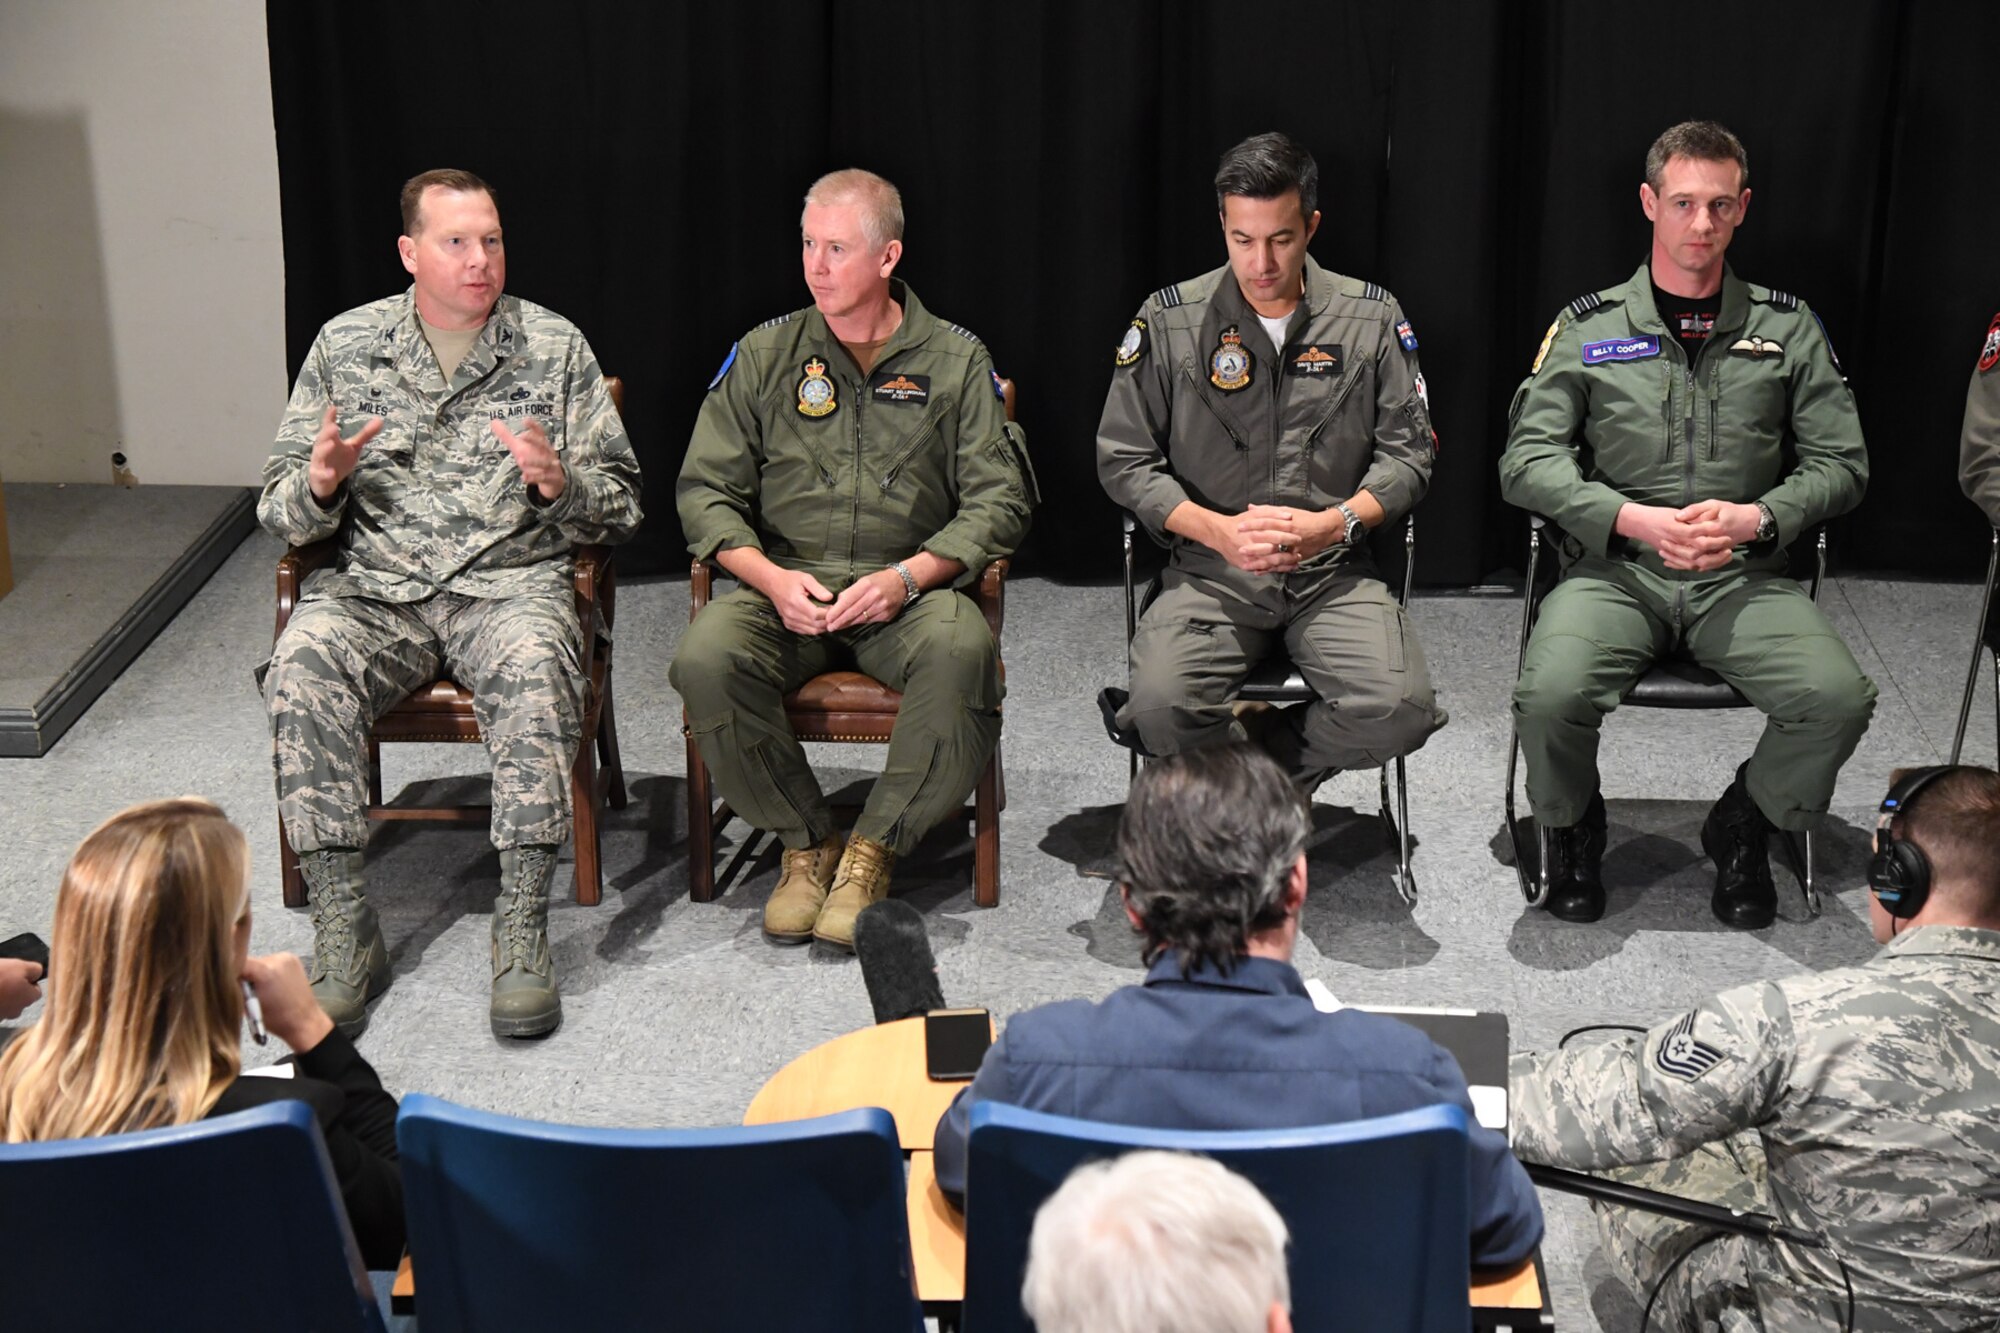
265, 590, 584, 854
669, 586, 1001, 855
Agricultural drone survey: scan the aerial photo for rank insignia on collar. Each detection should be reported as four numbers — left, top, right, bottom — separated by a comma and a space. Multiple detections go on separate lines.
1529, 318, 1560, 375
1980, 314, 2000, 374
796, 356, 837, 418
1114, 317, 1149, 368
1209, 326, 1253, 392
1728, 336, 1784, 360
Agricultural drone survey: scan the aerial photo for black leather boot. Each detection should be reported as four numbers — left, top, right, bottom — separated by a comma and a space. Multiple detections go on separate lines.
1542, 792, 1608, 924
1701, 763, 1777, 929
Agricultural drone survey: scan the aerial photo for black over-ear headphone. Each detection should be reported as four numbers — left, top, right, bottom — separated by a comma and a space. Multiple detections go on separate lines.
1869, 766, 1958, 918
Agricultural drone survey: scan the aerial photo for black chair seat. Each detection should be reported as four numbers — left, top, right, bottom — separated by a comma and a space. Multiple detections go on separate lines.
1239, 657, 1313, 701
1622, 655, 1752, 710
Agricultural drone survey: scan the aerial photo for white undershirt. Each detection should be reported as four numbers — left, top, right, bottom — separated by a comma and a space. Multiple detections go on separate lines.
1256, 312, 1292, 359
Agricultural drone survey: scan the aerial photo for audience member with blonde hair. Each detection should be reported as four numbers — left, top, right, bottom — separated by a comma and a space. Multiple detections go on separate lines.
0, 798, 404, 1267
1022, 1150, 1292, 1333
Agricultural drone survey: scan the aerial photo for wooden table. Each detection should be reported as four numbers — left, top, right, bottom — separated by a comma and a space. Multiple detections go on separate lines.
744, 1014, 984, 1150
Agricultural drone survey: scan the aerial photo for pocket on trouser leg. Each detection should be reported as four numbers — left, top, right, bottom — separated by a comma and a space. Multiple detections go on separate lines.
690, 713, 815, 836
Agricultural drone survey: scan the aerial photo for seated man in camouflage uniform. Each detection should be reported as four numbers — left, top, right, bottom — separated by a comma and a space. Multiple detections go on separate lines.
260, 169, 642, 1039
671, 169, 1033, 951
1511, 766, 2000, 1331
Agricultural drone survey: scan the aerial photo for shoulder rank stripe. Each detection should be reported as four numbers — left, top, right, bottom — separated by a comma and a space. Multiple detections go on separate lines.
1361, 282, 1387, 302
1567, 292, 1605, 319
1152, 284, 1184, 309
754, 311, 801, 331
943, 321, 984, 344
1763, 290, 1800, 311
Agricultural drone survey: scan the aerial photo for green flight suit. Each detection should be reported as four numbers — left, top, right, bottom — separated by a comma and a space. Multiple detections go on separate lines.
1500, 262, 1875, 832
671, 281, 1034, 854
1096, 258, 1446, 777
1958, 311, 2000, 526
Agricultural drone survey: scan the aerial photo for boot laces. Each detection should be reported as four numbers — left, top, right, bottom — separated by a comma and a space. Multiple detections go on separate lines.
500, 848, 554, 970
302, 864, 356, 971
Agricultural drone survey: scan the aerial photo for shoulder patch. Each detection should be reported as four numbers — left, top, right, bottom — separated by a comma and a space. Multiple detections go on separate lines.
1151, 284, 1185, 310
1362, 282, 1388, 303
707, 341, 738, 391
1114, 317, 1149, 368
1529, 316, 1563, 375
1762, 290, 1800, 312
943, 321, 984, 346
1566, 292, 1606, 320
1652, 1011, 1725, 1082
991, 369, 1008, 401
1979, 313, 2000, 374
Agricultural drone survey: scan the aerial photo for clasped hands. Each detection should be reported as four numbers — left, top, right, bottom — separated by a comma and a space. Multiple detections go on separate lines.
305, 404, 566, 502
763, 567, 910, 636
1617, 500, 1763, 572
1209, 503, 1349, 574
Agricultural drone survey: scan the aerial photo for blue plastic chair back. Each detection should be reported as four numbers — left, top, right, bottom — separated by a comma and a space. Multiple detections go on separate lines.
397, 1094, 923, 1332
0, 1099, 387, 1331
963, 1101, 1471, 1333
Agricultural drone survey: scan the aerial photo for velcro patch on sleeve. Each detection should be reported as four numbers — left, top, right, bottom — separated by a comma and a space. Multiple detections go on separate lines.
1653, 1011, 1725, 1082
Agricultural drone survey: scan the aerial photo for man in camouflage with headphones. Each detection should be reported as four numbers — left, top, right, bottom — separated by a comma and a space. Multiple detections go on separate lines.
1510, 766, 2000, 1330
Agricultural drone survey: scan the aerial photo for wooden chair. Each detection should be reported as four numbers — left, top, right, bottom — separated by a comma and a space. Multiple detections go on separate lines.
275, 378, 629, 908
682, 381, 1016, 909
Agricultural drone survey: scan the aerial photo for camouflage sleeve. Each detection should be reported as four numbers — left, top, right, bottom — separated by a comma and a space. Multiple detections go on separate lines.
257, 327, 348, 545
676, 338, 769, 561
921, 344, 1033, 583
1095, 303, 1187, 540
1497, 310, 1635, 557
530, 333, 643, 545
1507, 980, 1795, 1170
1756, 301, 1868, 542
1959, 314, 2000, 528
1358, 298, 1436, 525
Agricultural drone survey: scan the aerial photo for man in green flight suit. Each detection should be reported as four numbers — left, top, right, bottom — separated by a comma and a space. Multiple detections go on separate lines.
1500, 121, 1875, 928
1958, 310, 2000, 526
672, 169, 1034, 950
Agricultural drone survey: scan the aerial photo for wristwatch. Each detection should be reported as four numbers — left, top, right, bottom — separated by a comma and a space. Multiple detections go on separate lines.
889, 561, 921, 607
1335, 502, 1366, 549
1753, 502, 1777, 544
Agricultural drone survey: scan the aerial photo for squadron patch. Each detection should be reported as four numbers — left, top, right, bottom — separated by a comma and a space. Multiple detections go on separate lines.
869, 371, 931, 406
1728, 336, 1784, 360
708, 341, 739, 391
991, 369, 1008, 401
1582, 335, 1661, 365
1284, 342, 1343, 377
1529, 318, 1561, 375
1209, 326, 1253, 392
1653, 1011, 1725, 1082
1980, 313, 2000, 374
796, 356, 838, 418
1115, 317, 1150, 368
1395, 319, 1419, 352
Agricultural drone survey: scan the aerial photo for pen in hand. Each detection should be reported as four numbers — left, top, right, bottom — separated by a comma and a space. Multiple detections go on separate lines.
241, 978, 268, 1046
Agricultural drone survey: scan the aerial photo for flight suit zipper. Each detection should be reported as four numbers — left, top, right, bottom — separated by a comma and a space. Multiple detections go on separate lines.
775, 411, 839, 488
1305, 373, 1362, 449
1708, 392, 1719, 462
879, 397, 953, 491
848, 389, 863, 570
1182, 364, 1252, 505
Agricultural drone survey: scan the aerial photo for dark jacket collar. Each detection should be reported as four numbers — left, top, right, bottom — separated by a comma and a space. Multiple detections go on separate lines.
1142, 951, 1309, 998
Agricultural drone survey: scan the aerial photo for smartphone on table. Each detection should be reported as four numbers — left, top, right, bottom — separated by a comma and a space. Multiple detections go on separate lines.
924, 1007, 992, 1081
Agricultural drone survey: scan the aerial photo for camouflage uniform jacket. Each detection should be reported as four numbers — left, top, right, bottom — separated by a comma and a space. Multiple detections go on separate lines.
1500, 261, 1866, 577
1958, 311, 2000, 527
1510, 926, 2000, 1330
258, 288, 643, 604
1095, 256, 1435, 590
676, 280, 1033, 592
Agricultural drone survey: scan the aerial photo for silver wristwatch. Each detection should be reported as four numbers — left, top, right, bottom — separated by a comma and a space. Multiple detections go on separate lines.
889, 561, 921, 607
1753, 502, 1777, 544
1335, 502, 1366, 548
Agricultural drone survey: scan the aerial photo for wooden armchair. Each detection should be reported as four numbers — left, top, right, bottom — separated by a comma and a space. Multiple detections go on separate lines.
274, 378, 629, 908
682, 380, 1018, 908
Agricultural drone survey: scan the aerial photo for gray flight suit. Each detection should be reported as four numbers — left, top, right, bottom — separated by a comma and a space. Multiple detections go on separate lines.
1096, 257, 1446, 779
259, 288, 643, 854
1958, 311, 2000, 526
1510, 926, 2000, 1332
1500, 263, 1876, 831
670, 281, 1034, 855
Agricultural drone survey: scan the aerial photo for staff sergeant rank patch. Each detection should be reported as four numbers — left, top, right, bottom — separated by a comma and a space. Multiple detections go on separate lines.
797, 356, 838, 418
1582, 335, 1661, 365
1210, 326, 1253, 391
1653, 1011, 1725, 1082
869, 371, 931, 406
1285, 343, 1343, 377
1115, 317, 1149, 368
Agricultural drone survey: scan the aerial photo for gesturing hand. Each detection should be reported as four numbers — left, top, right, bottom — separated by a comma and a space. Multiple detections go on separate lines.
825, 569, 909, 632
492, 417, 567, 501
765, 567, 838, 636
308, 404, 383, 501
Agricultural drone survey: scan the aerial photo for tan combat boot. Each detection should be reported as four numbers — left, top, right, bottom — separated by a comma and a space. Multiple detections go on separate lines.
490, 845, 562, 1039
299, 848, 390, 1038
763, 833, 845, 943
812, 836, 898, 951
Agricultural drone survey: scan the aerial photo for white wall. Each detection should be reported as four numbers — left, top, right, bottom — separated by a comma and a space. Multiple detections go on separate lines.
0, 0, 285, 486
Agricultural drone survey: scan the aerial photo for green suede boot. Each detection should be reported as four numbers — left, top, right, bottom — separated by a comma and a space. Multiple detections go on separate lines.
299, 848, 389, 1038
491, 845, 562, 1038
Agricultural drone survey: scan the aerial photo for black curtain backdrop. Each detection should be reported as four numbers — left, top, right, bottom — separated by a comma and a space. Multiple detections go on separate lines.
267, 0, 2000, 584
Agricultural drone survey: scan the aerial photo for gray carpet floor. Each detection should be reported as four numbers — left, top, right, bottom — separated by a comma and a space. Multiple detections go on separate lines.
0, 527, 1989, 1331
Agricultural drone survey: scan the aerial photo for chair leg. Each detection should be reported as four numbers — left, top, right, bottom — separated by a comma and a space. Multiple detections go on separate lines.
571, 726, 602, 907
1503, 722, 1546, 906
279, 815, 305, 908
1803, 828, 1818, 918
973, 746, 1001, 908
599, 668, 628, 810
686, 720, 717, 904
1393, 757, 1414, 905
367, 738, 383, 808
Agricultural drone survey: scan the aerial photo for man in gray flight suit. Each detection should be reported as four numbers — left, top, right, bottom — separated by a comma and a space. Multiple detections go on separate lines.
1959, 311, 2000, 525
1096, 132, 1445, 791
1500, 121, 1875, 928
672, 169, 1033, 951
1511, 765, 2000, 1331
261, 169, 643, 1039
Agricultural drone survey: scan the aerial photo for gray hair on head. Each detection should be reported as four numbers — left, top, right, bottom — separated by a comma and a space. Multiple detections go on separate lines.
802, 168, 905, 251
